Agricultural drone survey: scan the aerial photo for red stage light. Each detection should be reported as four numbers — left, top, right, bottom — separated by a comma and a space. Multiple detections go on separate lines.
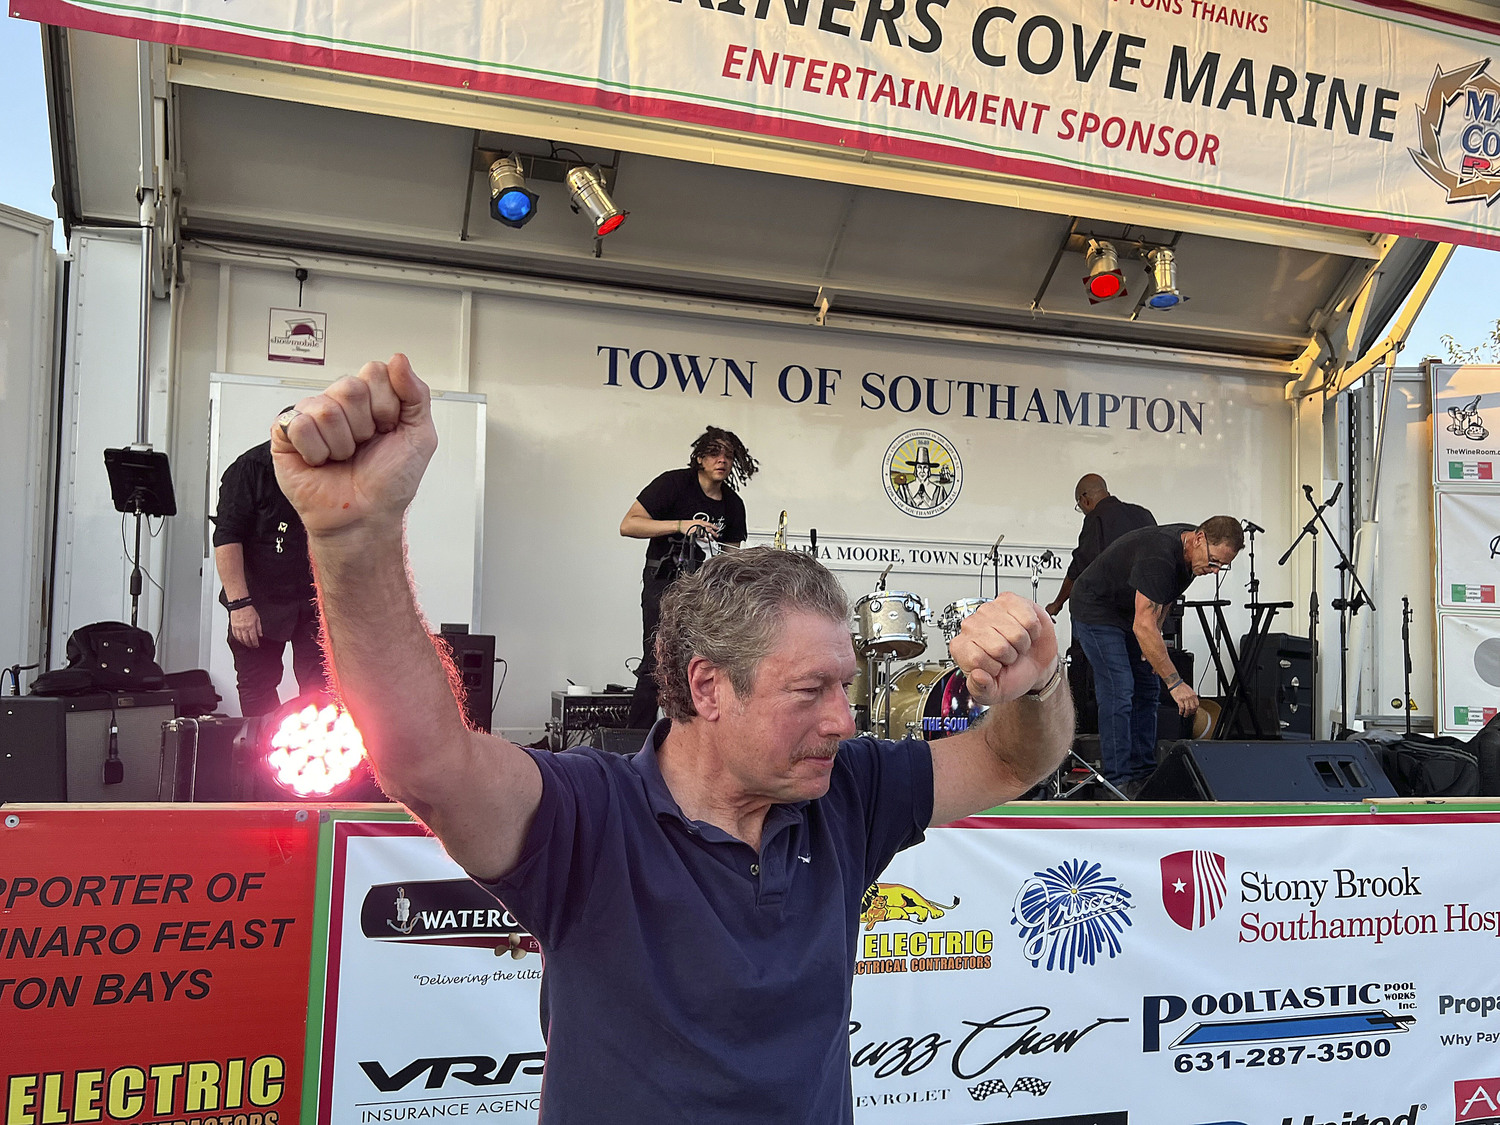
597, 213, 627, 236
1087, 272, 1123, 300
265, 699, 368, 797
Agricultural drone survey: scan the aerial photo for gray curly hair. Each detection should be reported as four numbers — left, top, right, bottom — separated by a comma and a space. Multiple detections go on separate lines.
654, 547, 849, 722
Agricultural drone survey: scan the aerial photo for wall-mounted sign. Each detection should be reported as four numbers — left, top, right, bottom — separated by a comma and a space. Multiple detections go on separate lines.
1437, 491, 1500, 610
1433, 365, 1500, 486
883, 429, 962, 519
1437, 613, 1500, 736
269, 308, 327, 366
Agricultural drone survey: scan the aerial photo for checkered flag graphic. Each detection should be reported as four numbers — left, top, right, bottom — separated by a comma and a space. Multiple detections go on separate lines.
967, 1080, 1009, 1101
1011, 1076, 1051, 1096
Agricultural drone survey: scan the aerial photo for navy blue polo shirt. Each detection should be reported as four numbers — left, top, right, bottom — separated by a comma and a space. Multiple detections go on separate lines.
479, 722, 933, 1124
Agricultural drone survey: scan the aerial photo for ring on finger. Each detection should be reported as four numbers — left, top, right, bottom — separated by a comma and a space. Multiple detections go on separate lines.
277, 408, 301, 437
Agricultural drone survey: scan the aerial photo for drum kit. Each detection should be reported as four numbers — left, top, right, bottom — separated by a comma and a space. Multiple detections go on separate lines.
849, 585, 990, 742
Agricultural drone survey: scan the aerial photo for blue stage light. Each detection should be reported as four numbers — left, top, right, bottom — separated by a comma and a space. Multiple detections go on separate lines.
488, 156, 539, 229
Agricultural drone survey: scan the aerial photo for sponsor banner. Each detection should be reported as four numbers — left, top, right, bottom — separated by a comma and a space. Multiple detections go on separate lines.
15, 0, 1500, 248
1437, 613, 1500, 735
846, 813, 1500, 1122
1436, 492, 1500, 610
313, 817, 546, 1124
268, 309, 327, 366
0, 807, 317, 1125
1434, 367, 1500, 487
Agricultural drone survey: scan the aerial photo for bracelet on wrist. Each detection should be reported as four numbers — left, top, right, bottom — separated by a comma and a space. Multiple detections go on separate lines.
1022, 658, 1066, 702
224, 596, 254, 612
1165, 674, 1183, 690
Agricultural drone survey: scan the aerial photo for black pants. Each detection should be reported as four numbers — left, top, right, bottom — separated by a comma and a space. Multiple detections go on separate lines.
229, 598, 326, 716
627, 572, 674, 729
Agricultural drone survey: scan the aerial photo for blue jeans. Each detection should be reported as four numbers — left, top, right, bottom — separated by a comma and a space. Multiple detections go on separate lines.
1072, 620, 1161, 785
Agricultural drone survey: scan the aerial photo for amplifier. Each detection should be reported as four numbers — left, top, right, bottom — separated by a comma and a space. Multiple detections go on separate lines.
549, 690, 633, 751
0, 691, 178, 801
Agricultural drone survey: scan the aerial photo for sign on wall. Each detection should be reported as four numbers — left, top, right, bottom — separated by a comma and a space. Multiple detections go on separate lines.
1434, 366, 1500, 486
1438, 613, 1500, 734
15, 0, 1500, 248
1437, 491, 1500, 609
268, 309, 327, 366
0, 808, 317, 1125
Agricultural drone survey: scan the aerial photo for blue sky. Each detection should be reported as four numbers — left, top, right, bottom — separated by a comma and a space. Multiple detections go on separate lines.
0, 12, 1495, 359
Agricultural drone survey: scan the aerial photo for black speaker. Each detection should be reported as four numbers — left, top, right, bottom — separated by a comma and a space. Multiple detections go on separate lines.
0, 692, 179, 801
438, 627, 495, 732
1139, 739, 1397, 801
1230, 631, 1313, 738
588, 727, 652, 755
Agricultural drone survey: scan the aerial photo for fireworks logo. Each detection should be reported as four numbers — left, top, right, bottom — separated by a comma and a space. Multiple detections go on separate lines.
1011, 859, 1134, 972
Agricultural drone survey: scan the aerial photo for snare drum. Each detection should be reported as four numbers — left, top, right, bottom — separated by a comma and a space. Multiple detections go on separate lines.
853, 591, 928, 659
876, 662, 989, 741
938, 598, 990, 643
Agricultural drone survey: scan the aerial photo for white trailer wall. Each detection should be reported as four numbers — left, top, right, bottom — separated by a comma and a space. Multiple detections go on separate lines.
146, 250, 1297, 740
0, 204, 56, 678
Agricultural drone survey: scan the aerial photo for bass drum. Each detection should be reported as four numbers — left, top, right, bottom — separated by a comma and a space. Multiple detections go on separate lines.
877, 662, 989, 741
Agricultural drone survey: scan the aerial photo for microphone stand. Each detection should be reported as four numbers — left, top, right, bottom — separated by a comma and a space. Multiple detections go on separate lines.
1279, 487, 1331, 739
1401, 596, 1413, 737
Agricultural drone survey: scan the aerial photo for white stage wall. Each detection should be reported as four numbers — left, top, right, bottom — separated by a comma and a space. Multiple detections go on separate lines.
153, 254, 1298, 738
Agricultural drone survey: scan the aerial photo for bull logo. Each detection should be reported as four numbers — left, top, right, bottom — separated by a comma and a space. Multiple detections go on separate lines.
1160, 850, 1227, 931
860, 882, 959, 930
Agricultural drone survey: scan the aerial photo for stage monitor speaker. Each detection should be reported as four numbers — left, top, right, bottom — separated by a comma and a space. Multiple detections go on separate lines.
1230, 631, 1313, 739
439, 627, 495, 732
1139, 739, 1397, 801
588, 727, 652, 755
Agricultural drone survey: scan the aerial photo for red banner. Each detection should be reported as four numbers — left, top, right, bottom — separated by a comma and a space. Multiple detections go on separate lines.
0, 807, 318, 1125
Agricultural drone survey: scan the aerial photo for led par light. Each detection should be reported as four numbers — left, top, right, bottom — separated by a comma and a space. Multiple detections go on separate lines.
488, 155, 538, 228
566, 165, 628, 236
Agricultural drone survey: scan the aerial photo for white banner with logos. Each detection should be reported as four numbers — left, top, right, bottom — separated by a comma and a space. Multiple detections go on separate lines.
14, 0, 1500, 248
1437, 614, 1500, 736
1434, 366, 1500, 487
319, 808, 1500, 1124
1436, 492, 1500, 611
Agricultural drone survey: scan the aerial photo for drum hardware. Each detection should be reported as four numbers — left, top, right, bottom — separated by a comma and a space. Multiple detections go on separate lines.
980, 534, 1005, 599
853, 590, 930, 661
1030, 548, 1055, 604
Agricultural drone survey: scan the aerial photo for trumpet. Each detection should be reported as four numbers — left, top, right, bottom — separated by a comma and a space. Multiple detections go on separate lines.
772, 510, 789, 550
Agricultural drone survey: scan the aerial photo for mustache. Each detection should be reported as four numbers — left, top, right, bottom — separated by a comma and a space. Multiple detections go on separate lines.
792, 740, 840, 763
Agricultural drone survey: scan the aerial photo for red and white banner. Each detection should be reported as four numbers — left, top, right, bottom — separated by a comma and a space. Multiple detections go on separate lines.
0, 807, 317, 1125
12, 0, 1500, 248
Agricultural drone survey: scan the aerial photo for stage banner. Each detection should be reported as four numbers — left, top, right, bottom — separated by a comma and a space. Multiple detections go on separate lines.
317, 805, 1500, 1124
1437, 612, 1500, 735
310, 814, 546, 1124
12, 0, 1500, 249
1434, 365, 1500, 488
849, 810, 1500, 1122
0, 806, 318, 1125
1436, 491, 1500, 610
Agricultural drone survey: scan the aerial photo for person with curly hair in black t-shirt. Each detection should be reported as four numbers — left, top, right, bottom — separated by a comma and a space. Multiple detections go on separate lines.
619, 427, 758, 728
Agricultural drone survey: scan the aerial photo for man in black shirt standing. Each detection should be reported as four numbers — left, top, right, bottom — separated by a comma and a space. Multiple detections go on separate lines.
1070, 517, 1244, 795
620, 428, 756, 728
1045, 474, 1155, 619
212, 439, 324, 716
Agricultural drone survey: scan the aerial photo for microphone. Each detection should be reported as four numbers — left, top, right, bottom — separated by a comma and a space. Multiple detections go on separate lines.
1039, 549, 1055, 565
1303, 483, 1315, 499
990, 533, 1005, 561
809, 528, 817, 556
1242, 519, 1265, 534
1326, 481, 1343, 505
876, 563, 894, 591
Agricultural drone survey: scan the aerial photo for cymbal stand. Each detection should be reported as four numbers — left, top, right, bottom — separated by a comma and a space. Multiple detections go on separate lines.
1055, 750, 1128, 801
1279, 484, 1342, 740
1308, 486, 1373, 739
